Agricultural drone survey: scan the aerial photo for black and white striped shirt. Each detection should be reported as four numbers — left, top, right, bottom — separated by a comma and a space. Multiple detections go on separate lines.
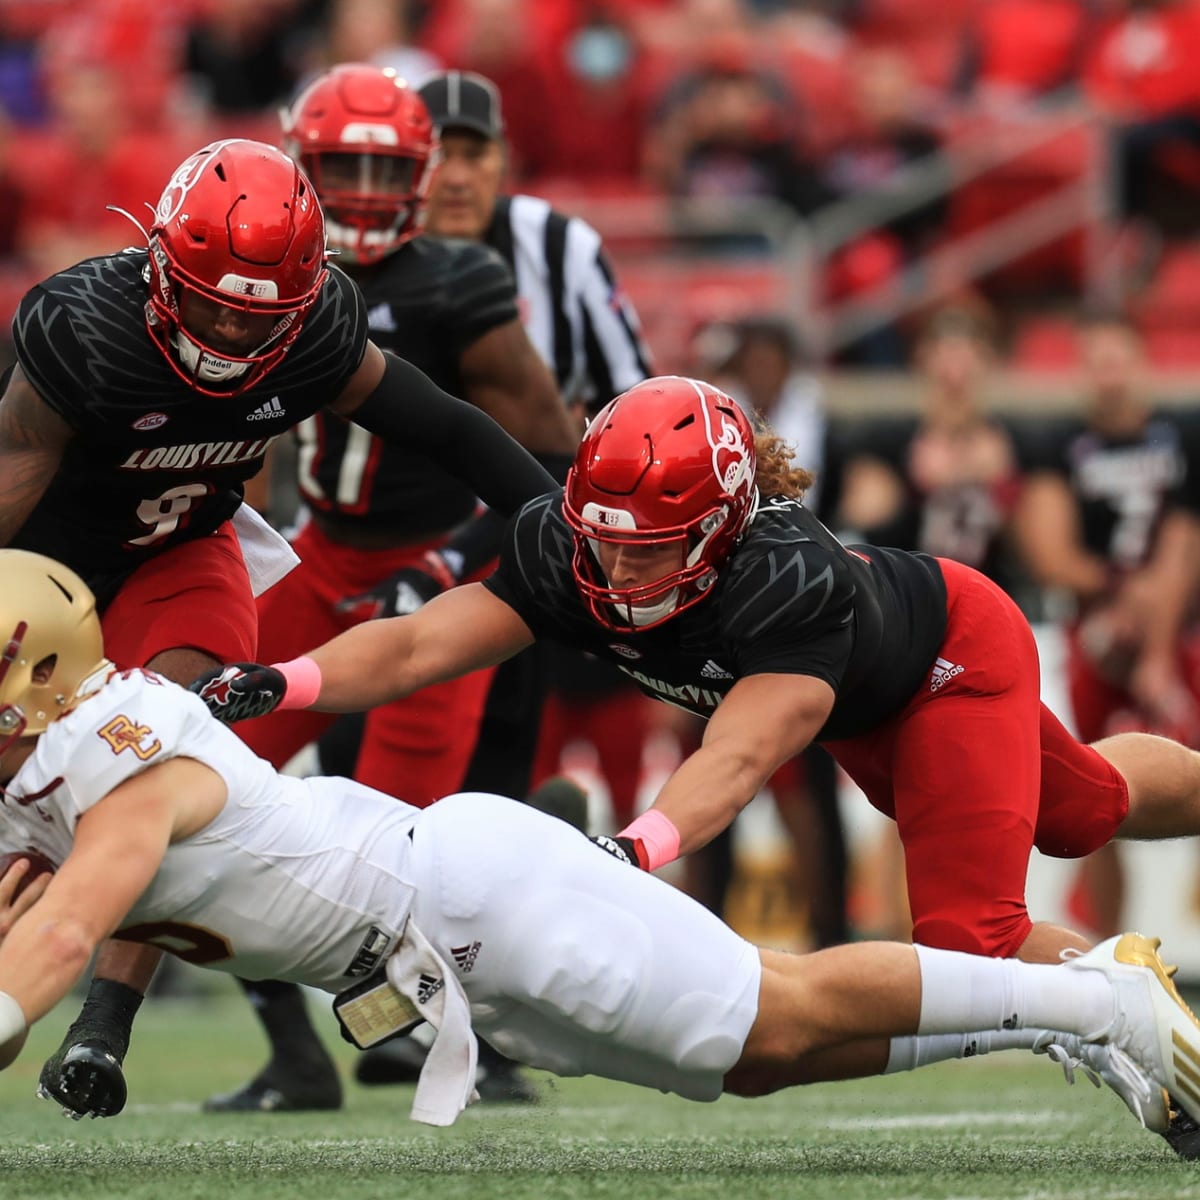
484, 193, 652, 411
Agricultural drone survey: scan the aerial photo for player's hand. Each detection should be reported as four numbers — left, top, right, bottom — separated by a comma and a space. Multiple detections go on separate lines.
589, 834, 648, 870
0, 856, 51, 938
189, 663, 287, 724
336, 551, 457, 621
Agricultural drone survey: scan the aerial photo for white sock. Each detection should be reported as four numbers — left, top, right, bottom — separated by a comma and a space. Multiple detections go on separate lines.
914, 944, 1115, 1040
884, 1027, 1041, 1074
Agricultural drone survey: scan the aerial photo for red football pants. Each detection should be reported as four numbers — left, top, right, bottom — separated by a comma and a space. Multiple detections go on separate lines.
101, 522, 258, 668
240, 520, 494, 808
824, 559, 1129, 957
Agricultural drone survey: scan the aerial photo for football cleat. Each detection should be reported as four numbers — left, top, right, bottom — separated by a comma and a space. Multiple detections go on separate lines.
36, 1042, 128, 1119
1162, 1094, 1200, 1160
1033, 1031, 1170, 1132
203, 1059, 342, 1113
1066, 933, 1200, 1127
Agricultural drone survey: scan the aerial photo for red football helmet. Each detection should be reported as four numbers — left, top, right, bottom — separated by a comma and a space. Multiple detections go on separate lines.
280, 64, 439, 265
145, 138, 329, 396
563, 376, 760, 631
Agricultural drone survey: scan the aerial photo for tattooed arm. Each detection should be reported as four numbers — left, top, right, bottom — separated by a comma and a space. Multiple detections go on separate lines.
0, 366, 74, 547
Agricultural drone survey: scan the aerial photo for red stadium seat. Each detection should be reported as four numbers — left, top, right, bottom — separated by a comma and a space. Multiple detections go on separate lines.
1011, 316, 1080, 372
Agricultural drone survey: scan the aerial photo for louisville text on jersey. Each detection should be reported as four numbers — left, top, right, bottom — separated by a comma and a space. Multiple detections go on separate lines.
119, 435, 285, 472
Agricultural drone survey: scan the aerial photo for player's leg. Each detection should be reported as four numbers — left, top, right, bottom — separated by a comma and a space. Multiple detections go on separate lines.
40, 525, 259, 1118
889, 562, 1088, 961
1100, 731, 1200, 838
725, 933, 1197, 1138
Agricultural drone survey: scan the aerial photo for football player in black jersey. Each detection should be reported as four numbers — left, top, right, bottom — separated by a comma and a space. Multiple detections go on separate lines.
0, 136, 558, 1122
198, 66, 575, 1114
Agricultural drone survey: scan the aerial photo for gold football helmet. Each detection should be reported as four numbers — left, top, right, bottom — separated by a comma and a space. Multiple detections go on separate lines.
0, 550, 108, 753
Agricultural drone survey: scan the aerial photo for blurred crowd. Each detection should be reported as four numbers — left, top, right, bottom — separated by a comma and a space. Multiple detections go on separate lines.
4, 1, 1200, 366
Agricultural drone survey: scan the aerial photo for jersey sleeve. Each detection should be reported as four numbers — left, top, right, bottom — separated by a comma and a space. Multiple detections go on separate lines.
440, 241, 519, 354
481, 493, 571, 636
720, 541, 857, 691
46, 672, 193, 825
10, 284, 90, 428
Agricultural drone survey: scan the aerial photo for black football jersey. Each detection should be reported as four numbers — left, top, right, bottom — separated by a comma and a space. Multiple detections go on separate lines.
485, 492, 948, 739
295, 237, 518, 536
1019, 412, 1200, 570
10, 249, 367, 602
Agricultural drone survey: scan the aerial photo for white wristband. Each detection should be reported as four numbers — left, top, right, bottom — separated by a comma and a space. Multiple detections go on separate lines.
0, 990, 25, 1045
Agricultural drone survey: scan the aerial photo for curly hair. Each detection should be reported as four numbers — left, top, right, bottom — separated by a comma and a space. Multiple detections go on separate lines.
753, 431, 814, 499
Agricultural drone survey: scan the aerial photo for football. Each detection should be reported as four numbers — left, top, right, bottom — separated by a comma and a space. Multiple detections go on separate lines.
0, 851, 56, 899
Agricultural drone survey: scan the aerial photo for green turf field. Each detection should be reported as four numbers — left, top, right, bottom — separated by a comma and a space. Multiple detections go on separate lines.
3, 978, 1200, 1200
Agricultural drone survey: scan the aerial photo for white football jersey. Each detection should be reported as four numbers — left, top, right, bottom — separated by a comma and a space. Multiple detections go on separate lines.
1, 669, 419, 991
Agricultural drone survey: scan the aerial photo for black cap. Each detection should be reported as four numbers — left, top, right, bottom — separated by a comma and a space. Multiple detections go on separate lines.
418, 71, 505, 141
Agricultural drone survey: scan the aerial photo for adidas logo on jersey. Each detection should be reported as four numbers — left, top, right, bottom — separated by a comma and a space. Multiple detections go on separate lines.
930, 656, 964, 691
416, 972, 444, 1007
247, 396, 285, 421
367, 302, 397, 332
451, 941, 482, 973
700, 659, 732, 680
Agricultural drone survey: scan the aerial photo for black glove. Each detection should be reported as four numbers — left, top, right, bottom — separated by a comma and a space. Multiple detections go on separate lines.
37, 979, 141, 1119
189, 662, 287, 724
336, 551, 457, 622
590, 834, 647, 869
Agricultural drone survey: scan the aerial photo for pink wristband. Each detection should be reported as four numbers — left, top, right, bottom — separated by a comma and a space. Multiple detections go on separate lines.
618, 810, 682, 872
273, 656, 323, 710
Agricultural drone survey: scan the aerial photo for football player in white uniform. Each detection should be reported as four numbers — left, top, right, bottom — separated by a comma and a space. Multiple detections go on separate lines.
3, 547, 1200, 1134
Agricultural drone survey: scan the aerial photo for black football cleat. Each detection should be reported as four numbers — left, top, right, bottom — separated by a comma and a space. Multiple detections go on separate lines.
475, 1039, 541, 1104
353, 1035, 428, 1086
37, 1042, 128, 1119
1162, 1094, 1200, 1159
474, 1057, 541, 1104
203, 1060, 342, 1113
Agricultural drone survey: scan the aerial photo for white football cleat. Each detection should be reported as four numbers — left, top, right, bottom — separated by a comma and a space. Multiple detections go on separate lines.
1065, 933, 1200, 1126
1033, 1031, 1171, 1133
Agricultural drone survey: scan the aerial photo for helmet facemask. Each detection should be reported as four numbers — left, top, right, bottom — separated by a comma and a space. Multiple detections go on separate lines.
568, 502, 736, 630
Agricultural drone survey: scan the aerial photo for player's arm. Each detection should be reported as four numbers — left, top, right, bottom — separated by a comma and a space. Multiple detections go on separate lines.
460, 319, 577, 454
0, 365, 74, 546
1012, 471, 1109, 600
312, 583, 534, 711
0, 758, 225, 1068
197, 582, 537, 724
626, 673, 834, 867
327, 342, 556, 516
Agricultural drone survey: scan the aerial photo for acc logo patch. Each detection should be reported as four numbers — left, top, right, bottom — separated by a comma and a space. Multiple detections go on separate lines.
608, 644, 642, 660
132, 412, 169, 431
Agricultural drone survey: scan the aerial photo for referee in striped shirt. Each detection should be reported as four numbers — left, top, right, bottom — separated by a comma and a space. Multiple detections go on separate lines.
417, 70, 652, 420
